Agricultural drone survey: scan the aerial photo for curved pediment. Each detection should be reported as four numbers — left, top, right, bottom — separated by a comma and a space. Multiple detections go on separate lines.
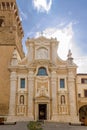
12, 36, 76, 70
26, 36, 59, 46
19, 57, 28, 65
28, 60, 56, 68
34, 36, 51, 42
35, 95, 50, 100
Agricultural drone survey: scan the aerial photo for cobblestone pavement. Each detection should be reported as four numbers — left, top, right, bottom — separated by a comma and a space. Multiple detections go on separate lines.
0, 122, 28, 130
0, 122, 87, 130
43, 122, 87, 130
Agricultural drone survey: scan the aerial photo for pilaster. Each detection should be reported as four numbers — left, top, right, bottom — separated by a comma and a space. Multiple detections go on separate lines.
51, 70, 58, 120
28, 70, 34, 120
51, 40, 58, 63
26, 40, 34, 62
9, 71, 17, 116
68, 70, 77, 122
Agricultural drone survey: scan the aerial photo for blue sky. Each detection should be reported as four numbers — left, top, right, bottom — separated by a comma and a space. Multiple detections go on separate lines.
16, 0, 87, 73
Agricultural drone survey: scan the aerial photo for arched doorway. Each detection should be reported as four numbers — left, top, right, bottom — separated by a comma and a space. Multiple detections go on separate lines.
79, 105, 87, 122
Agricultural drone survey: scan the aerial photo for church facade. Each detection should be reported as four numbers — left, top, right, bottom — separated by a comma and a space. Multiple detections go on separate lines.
8, 36, 79, 123
0, 0, 87, 123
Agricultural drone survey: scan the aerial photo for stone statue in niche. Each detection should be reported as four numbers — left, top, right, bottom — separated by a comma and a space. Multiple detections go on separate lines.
20, 95, 24, 104
61, 95, 66, 104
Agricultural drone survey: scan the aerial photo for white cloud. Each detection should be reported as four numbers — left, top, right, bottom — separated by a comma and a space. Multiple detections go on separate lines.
36, 23, 74, 60
20, 11, 28, 20
35, 23, 87, 73
32, 0, 52, 13
74, 57, 87, 73
19, 8, 28, 21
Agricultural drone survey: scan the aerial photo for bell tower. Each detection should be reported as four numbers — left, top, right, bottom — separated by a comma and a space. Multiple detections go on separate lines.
0, 0, 24, 115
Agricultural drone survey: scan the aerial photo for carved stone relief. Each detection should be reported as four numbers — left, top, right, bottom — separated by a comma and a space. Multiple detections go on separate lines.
36, 47, 48, 59
36, 85, 49, 97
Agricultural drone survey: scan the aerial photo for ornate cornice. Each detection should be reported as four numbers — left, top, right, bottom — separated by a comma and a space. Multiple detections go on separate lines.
26, 36, 59, 46
28, 59, 56, 68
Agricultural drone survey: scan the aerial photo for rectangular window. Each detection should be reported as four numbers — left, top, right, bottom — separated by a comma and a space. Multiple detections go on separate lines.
20, 78, 25, 88
81, 78, 87, 84
60, 79, 65, 88
84, 90, 87, 97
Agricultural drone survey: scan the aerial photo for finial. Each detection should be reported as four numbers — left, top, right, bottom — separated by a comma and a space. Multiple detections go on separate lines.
67, 49, 73, 65
67, 49, 72, 59
40, 31, 43, 36
27, 37, 30, 40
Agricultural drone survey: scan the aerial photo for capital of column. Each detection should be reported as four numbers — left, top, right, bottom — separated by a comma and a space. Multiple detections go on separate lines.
28, 70, 34, 80
51, 70, 57, 79
10, 71, 17, 81
68, 77, 75, 82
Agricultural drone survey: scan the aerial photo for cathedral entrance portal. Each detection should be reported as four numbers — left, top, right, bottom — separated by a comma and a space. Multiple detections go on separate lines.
39, 104, 47, 120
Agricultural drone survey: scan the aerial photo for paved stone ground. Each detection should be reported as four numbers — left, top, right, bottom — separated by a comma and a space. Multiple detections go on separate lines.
0, 122, 28, 130
0, 122, 87, 130
43, 122, 87, 130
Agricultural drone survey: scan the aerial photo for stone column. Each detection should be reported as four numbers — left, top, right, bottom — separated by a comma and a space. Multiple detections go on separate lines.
51, 71, 58, 120
28, 70, 34, 120
9, 71, 17, 116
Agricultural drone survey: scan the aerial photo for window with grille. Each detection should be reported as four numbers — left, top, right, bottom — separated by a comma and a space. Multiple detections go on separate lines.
60, 79, 65, 88
37, 67, 48, 76
20, 78, 25, 88
81, 78, 87, 84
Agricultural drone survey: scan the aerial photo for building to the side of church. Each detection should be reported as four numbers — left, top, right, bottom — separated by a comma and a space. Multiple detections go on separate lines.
0, 0, 24, 118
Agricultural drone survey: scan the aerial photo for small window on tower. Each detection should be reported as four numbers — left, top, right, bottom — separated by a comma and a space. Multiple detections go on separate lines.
78, 93, 81, 98
0, 19, 4, 27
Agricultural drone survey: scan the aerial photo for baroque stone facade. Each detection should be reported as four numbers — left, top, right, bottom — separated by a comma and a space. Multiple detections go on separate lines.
8, 36, 79, 123
0, 0, 87, 123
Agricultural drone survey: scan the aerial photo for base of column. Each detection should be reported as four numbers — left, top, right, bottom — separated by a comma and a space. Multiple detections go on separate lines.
7, 115, 34, 122
28, 113, 34, 120
70, 115, 80, 124
51, 113, 58, 120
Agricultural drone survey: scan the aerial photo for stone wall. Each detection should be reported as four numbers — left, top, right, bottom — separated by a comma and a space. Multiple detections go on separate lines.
0, 0, 24, 115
